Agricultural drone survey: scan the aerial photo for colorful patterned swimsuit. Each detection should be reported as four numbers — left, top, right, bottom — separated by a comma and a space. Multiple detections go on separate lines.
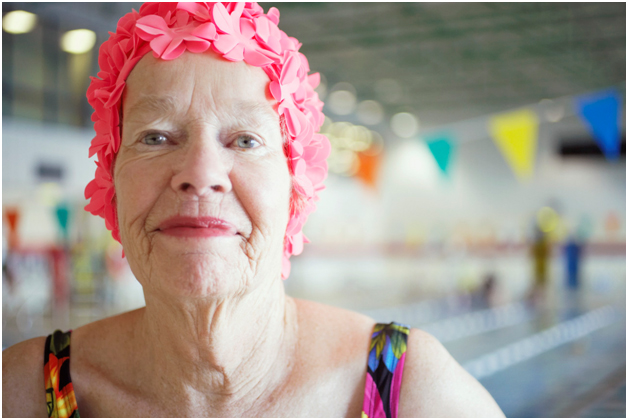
44, 322, 409, 418
44, 331, 79, 417
362, 322, 410, 418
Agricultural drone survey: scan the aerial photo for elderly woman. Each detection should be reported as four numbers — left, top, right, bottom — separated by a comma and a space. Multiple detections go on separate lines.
3, 3, 504, 418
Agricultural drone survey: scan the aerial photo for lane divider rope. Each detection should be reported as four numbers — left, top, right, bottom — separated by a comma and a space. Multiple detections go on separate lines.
462, 305, 624, 380
420, 302, 534, 343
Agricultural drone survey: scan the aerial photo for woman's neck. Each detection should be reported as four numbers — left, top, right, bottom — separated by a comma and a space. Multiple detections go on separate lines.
132, 278, 299, 416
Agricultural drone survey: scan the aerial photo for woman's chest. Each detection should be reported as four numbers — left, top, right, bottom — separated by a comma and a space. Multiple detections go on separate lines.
73, 361, 367, 417
257, 368, 366, 417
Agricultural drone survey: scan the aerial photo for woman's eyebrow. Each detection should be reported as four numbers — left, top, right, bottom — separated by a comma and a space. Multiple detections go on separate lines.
125, 95, 278, 128
231, 100, 278, 128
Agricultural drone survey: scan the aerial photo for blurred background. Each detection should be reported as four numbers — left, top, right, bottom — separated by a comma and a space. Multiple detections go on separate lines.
2, 3, 625, 417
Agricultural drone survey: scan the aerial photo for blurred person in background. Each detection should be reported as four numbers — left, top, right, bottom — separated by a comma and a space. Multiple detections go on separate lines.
529, 226, 550, 304
564, 234, 583, 290
2, 3, 504, 417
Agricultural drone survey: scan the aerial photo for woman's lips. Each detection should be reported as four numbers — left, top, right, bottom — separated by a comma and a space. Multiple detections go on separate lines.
157, 216, 238, 238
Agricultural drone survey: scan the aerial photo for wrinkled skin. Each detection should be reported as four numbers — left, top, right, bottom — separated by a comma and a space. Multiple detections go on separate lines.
115, 50, 292, 299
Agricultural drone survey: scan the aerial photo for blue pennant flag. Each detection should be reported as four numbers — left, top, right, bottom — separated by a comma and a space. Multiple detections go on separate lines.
575, 89, 622, 160
425, 132, 455, 176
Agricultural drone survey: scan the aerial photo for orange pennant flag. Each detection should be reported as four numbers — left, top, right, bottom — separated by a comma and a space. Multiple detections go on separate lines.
355, 148, 382, 189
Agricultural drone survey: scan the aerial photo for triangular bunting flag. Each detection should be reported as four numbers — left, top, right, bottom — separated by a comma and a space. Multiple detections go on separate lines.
575, 88, 621, 160
4, 207, 20, 249
55, 202, 71, 240
425, 132, 455, 177
355, 148, 383, 189
488, 109, 539, 182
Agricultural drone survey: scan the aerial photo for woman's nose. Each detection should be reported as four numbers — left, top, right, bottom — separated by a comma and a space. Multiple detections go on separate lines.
170, 137, 233, 198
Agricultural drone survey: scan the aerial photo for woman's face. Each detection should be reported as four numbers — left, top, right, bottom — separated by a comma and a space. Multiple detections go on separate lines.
115, 51, 291, 298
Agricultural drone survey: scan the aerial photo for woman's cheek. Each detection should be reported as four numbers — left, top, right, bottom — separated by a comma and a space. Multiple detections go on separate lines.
234, 155, 290, 232
264, 158, 292, 224
115, 154, 168, 232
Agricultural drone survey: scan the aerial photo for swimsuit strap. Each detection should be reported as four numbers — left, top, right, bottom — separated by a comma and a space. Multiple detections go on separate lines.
362, 322, 410, 418
44, 330, 80, 418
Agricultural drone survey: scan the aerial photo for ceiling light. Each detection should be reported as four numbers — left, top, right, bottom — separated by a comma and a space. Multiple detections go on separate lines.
60, 29, 97, 54
330, 81, 357, 96
3, 10, 37, 34
391, 112, 419, 138
328, 90, 356, 115
356, 100, 384, 125
350, 126, 373, 152
329, 149, 359, 176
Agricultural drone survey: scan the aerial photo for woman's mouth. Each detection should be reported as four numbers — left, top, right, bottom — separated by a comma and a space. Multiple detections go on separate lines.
157, 216, 238, 238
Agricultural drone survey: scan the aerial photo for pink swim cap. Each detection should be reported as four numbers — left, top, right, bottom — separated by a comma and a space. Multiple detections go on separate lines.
85, 2, 330, 279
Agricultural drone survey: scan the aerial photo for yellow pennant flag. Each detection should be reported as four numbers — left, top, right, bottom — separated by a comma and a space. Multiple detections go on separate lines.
488, 109, 539, 182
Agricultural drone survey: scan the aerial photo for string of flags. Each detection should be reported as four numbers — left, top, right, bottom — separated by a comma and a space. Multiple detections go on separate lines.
350, 87, 623, 188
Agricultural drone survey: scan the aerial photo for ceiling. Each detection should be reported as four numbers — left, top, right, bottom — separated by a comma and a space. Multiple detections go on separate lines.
6, 2, 627, 131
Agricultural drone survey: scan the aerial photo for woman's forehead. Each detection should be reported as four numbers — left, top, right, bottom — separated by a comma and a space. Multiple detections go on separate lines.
125, 93, 278, 128
124, 51, 274, 115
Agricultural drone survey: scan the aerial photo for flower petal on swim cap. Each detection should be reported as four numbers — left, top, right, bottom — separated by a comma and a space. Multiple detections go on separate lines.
306, 165, 327, 187
162, 38, 186, 60
290, 231, 304, 255
190, 22, 217, 40
267, 7, 280, 25
307, 72, 320, 90
222, 43, 245, 61
240, 17, 255, 39
212, 2, 236, 34
244, 47, 274, 66
283, 106, 305, 138
280, 52, 300, 86
135, 14, 170, 37
290, 141, 304, 159
84, 187, 107, 214
255, 14, 270, 42
84, 179, 100, 200
305, 134, 331, 163
184, 39, 211, 54
213, 33, 239, 56
176, 2, 212, 21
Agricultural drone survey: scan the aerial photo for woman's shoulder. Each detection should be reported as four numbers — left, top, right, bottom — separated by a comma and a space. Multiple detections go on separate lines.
69, 308, 143, 383
293, 297, 375, 325
398, 328, 505, 417
2, 336, 49, 417
292, 298, 376, 347
288, 298, 374, 416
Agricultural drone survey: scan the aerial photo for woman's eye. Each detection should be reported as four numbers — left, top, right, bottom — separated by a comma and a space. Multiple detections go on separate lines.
142, 133, 168, 145
235, 135, 260, 149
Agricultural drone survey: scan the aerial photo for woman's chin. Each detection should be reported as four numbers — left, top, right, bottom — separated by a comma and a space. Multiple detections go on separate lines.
148, 251, 249, 299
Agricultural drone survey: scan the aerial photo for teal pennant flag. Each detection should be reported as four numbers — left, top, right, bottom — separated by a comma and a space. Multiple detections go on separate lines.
55, 202, 71, 241
575, 88, 622, 160
425, 132, 455, 176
